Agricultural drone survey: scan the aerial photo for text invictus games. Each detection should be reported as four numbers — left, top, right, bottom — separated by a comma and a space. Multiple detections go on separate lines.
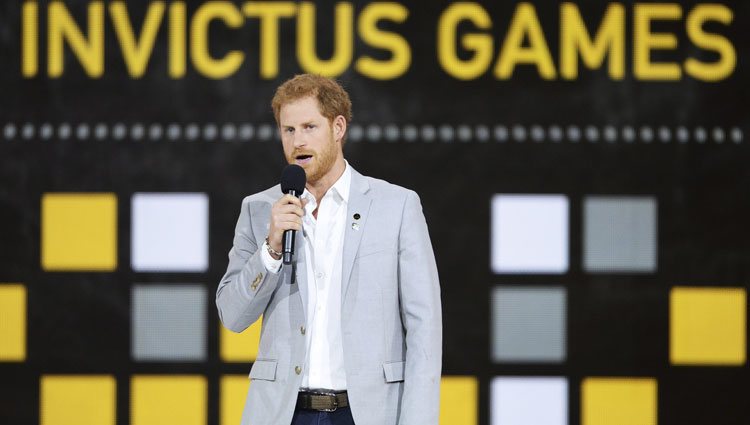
21, 1, 736, 81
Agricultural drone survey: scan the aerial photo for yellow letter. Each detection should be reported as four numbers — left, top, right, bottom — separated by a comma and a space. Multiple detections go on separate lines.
297, 2, 353, 77
22, 1, 38, 77
48, 1, 104, 78
243, 2, 297, 79
355, 2, 410, 80
495, 3, 556, 79
191, 1, 245, 79
110, 1, 165, 78
634, 3, 681, 80
169, 2, 186, 78
560, 3, 624, 80
685, 4, 735, 82
437, 2, 493, 80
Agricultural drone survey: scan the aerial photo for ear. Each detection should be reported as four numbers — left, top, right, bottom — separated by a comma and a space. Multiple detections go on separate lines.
333, 115, 347, 143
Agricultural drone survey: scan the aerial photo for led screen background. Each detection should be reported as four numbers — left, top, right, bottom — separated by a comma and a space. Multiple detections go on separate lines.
1, 1, 748, 424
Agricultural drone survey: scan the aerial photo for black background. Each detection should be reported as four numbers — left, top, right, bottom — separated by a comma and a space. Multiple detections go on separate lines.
1, 1, 749, 424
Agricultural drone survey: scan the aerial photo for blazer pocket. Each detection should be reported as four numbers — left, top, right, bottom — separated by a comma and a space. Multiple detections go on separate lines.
382, 361, 405, 383
357, 243, 392, 260
249, 359, 277, 381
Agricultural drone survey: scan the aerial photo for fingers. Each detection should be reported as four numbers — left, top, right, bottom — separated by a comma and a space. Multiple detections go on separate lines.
271, 210, 303, 227
275, 195, 304, 217
276, 218, 302, 231
268, 194, 308, 251
280, 194, 302, 207
276, 203, 304, 217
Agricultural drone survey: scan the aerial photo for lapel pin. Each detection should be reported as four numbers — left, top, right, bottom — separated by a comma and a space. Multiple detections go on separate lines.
353, 213, 360, 220
351, 222, 360, 230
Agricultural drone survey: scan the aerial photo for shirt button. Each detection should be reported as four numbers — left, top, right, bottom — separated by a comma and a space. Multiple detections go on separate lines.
300, 326, 306, 335
316, 272, 324, 279
295, 366, 302, 375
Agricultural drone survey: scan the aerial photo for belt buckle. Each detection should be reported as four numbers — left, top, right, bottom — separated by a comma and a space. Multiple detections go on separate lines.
317, 391, 338, 412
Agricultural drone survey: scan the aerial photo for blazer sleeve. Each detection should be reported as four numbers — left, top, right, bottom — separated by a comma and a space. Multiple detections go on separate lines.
216, 196, 282, 333
397, 190, 443, 424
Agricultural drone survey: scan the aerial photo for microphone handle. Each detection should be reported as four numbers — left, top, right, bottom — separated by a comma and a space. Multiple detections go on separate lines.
282, 189, 299, 265
282, 228, 295, 265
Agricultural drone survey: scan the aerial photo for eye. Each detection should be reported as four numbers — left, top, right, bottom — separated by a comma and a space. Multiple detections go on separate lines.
304, 124, 316, 130
284, 127, 295, 134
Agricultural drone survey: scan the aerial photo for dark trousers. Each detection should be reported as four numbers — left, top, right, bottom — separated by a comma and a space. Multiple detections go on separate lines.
291, 406, 355, 425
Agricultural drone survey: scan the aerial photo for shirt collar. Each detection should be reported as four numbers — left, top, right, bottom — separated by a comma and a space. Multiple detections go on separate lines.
300, 160, 352, 205
331, 160, 351, 204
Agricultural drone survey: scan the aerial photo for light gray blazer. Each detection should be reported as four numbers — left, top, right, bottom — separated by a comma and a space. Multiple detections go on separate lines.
216, 167, 442, 425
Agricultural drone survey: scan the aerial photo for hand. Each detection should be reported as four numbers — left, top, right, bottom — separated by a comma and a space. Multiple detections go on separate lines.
268, 194, 307, 256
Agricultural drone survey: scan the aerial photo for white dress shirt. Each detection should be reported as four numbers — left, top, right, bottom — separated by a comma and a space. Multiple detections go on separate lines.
262, 162, 351, 390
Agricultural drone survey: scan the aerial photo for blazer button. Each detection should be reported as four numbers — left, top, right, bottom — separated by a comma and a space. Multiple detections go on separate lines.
295, 366, 302, 375
300, 326, 306, 335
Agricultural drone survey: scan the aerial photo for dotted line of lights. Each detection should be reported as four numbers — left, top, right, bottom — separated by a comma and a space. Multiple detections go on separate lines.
1, 123, 743, 144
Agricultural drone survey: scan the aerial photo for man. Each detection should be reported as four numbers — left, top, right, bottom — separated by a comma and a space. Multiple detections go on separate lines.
216, 74, 442, 425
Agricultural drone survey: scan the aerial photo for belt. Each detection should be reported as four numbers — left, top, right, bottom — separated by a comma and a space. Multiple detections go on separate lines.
296, 390, 349, 412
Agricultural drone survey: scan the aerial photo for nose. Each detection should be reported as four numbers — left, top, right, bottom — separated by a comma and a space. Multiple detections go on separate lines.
293, 130, 307, 148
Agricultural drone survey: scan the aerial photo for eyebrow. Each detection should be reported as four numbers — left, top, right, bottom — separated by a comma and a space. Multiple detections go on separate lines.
282, 120, 317, 128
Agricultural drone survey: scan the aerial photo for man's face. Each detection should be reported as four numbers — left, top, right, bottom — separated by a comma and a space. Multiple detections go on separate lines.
279, 96, 343, 184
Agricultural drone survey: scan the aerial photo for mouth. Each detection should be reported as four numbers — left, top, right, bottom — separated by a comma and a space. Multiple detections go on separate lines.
294, 154, 313, 165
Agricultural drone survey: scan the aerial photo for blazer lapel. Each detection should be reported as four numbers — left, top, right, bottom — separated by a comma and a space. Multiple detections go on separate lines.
341, 168, 372, 299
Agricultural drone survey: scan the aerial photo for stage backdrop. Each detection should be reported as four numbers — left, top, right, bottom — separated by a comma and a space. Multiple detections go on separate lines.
1, 1, 748, 424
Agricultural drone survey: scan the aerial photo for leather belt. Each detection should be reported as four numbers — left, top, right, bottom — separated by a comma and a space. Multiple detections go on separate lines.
296, 390, 349, 412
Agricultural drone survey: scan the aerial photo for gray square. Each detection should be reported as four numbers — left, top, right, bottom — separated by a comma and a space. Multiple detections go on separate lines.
132, 285, 207, 361
584, 196, 657, 272
492, 286, 566, 363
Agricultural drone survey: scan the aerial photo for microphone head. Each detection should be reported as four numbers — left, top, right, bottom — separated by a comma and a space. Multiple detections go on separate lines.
280, 164, 306, 194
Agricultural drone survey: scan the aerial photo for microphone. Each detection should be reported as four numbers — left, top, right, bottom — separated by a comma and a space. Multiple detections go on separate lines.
280, 164, 306, 265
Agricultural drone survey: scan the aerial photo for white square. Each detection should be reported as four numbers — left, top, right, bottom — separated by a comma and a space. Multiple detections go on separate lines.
491, 376, 568, 425
131, 193, 208, 272
491, 195, 568, 273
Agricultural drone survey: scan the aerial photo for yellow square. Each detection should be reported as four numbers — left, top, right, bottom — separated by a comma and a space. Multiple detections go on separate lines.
220, 375, 250, 425
440, 376, 478, 425
582, 377, 657, 425
131, 375, 206, 425
220, 316, 262, 362
0, 284, 26, 361
670, 287, 746, 365
41, 193, 117, 271
40, 375, 116, 425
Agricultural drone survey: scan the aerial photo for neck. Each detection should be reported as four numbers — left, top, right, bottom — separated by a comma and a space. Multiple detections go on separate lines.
306, 157, 346, 203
